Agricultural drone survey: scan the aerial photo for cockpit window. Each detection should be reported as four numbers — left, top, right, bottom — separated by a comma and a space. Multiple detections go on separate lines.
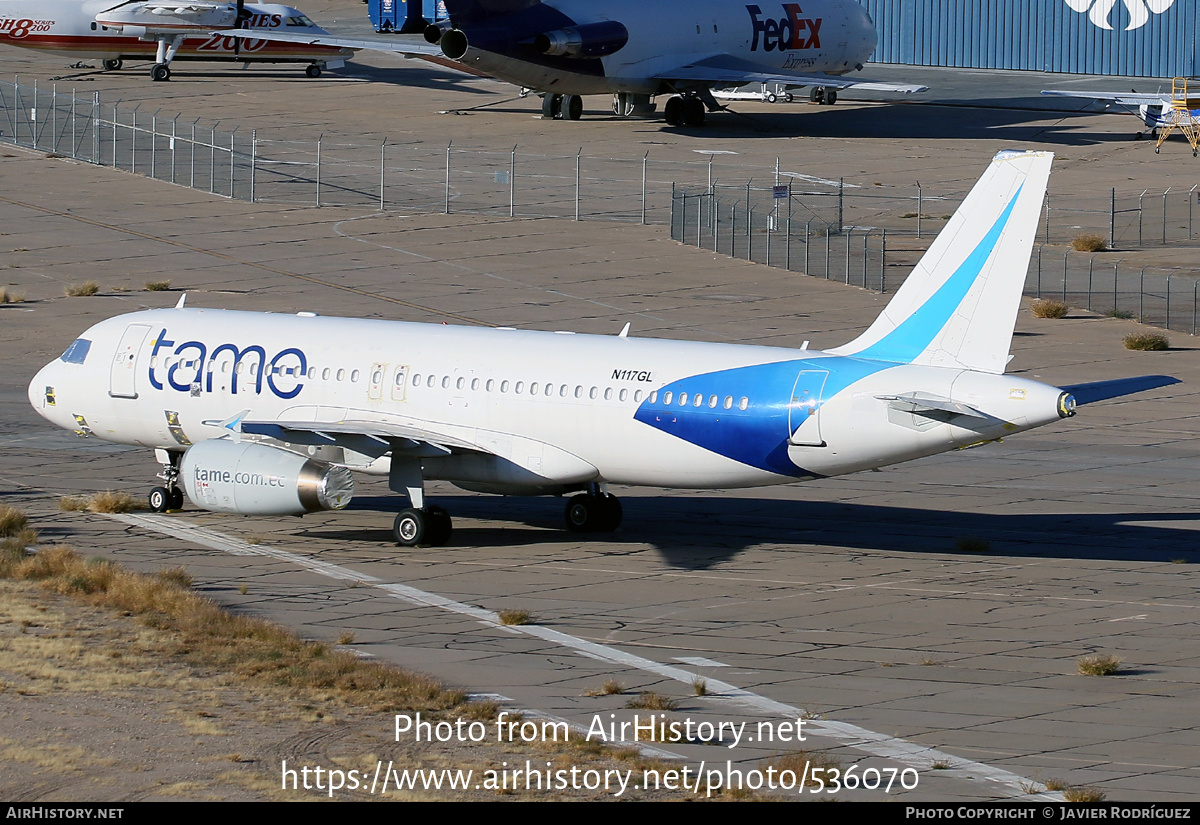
60, 338, 91, 364
286, 15, 315, 26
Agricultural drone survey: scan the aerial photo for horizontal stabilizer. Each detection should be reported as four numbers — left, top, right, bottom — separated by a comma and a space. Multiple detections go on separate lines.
876, 392, 993, 420
1062, 375, 1180, 405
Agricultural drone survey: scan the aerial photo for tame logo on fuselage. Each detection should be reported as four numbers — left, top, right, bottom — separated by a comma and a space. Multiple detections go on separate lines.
147, 328, 308, 399
746, 4, 821, 52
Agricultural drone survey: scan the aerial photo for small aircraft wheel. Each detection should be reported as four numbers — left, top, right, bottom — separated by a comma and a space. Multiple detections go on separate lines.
766, 92, 778, 104
394, 508, 427, 546
809, 86, 825, 104
663, 96, 684, 127
148, 487, 171, 513
1134, 131, 1143, 141
151, 63, 170, 82
825, 89, 837, 105
168, 488, 184, 510
564, 494, 597, 532
306, 64, 322, 78
1155, 146, 1161, 154
541, 93, 563, 119
564, 94, 583, 121
598, 494, 622, 532
785, 92, 794, 103
424, 505, 453, 546
102, 59, 123, 71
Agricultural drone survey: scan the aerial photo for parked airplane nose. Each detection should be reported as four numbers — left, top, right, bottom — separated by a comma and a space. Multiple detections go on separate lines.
28, 361, 57, 420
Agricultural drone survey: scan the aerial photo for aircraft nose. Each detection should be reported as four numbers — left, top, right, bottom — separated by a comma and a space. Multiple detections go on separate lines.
28, 361, 56, 419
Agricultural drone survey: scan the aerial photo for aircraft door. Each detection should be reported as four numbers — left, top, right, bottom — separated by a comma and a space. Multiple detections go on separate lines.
109, 324, 151, 399
788, 369, 829, 446
368, 362, 387, 401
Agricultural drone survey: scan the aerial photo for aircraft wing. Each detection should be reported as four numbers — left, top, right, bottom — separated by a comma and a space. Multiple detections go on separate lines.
240, 417, 480, 455
1041, 90, 1169, 106
659, 54, 927, 94
220, 29, 445, 59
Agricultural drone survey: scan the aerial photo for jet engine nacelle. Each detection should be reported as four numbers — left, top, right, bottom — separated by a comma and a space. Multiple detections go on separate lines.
533, 21, 629, 58
180, 440, 354, 516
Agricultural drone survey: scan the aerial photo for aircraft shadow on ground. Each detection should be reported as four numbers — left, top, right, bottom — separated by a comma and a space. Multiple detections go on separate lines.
338, 494, 1199, 569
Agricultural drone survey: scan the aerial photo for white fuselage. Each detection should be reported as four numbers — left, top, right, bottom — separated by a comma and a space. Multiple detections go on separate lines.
28, 307, 1070, 496
0, 1, 350, 64
448, 0, 877, 95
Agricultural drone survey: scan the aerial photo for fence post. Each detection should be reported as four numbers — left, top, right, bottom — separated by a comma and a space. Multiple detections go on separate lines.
1087, 255, 1096, 311
844, 228, 851, 284
151, 109, 158, 180
190, 119, 197, 188
70, 87, 76, 158
316, 134, 322, 207
730, 202, 736, 258
131, 105, 138, 173
837, 177, 843, 234
1192, 279, 1197, 336
805, 219, 811, 274
92, 92, 100, 163
1139, 266, 1146, 322
170, 115, 177, 184
1138, 189, 1147, 246
1062, 250, 1068, 304
51, 83, 56, 153
862, 228, 871, 287
1162, 187, 1171, 244
229, 127, 236, 199
210, 123, 217, 195
1044, 194, 1050, 243
747, 207, 753, 261
785, 195, 792, 270
880, 229, 887, 293
250, 129, 257, 203
712, 192, 718, 251
1110, 188, 1116, 249
765, 202, 770, 266
575, 148, 581, 221
112, 101, 119, 167
641, 150, 648, 225
1113, 259, 1121, 315
1036, 244, 1043, 297
509, 144, 516, 217
824, 226, 830, 279
1190, 185, 1197, 239
443, 140, 452, 213
1166, 273, 1171, 330
381, 138, 387, 212
916, 181, 922, 240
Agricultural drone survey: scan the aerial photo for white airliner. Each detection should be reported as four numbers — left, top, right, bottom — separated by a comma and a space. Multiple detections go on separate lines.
1042, 82, 1200, 155
28, 151, 1177, 547
0, 0, 352, 81
224, 0, 926, 125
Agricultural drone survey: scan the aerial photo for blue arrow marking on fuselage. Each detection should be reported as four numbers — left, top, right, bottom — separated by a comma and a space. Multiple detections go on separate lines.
633, 356, 889, 476
852, 184, 1024, 365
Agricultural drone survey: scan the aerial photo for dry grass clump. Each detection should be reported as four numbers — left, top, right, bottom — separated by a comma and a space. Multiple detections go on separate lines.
1123, 332, 1169, 351
692, 676, 709, 696
0, 504, 29, 537
955, 536, 991, 553
0, 542, 470, 712
0, 287, 26, 303
767, 751, 843, 788
624, 691, 680, 711
65, 281, 100, 297
1071, 233, 1107, 252
144, 280, 171, 292
497, 608, 533, 626
58, 495, 88, 512
1077, 653, 1122, 676
1063, 785, 1106, 802
1031, 298, 1069, 319
584, 678, 625, 697
86, 491, 139, 513
1043, 777, 1069, 791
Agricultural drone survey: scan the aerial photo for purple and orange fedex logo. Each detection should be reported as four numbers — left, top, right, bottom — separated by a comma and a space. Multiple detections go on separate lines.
746, 4, 822, 51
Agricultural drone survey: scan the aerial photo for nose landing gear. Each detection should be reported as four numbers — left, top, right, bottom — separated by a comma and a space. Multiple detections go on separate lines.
149, 449, 184, 512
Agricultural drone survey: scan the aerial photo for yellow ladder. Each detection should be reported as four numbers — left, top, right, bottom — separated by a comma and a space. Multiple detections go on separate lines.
1155, 77, 1200, 157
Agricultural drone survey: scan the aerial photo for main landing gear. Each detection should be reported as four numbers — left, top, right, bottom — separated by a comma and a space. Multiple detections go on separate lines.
148, 449, 184, 512
102, 58, 123, 71
541, 93, 584, 120
809, 86, 837, 105
393, 506, 452, 547
564, 487, 622, 533
663, 95, 707, 127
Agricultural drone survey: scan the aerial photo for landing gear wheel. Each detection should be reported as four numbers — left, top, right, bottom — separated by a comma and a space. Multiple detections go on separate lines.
785, 92, 794, 103
663, 96, 683, 126
306, 64, 322, 78
564, 94, 583, 120
541, 93, 563, 119
825, 89, 837, 105
809, 86, 825, 104
766, 92, 778, 104
151, 63, 170, 82
424, 505, 453, 546
564, 493, 622, 533
149, 487, 171, 513
168, 488, 184, 510
102, 58, 123, 71
683, 97, 706, 126
394, 508, 427, 546
1155, 146, 1161, 154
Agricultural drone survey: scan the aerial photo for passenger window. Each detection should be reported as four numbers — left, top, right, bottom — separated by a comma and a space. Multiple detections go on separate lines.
441, 376, 450, 389
619, 389, 628, 401
693, 395, 702, 407
678, 392, 688, 406
604, 388, 613, 401
501, 380, 509, 393
662, 391, 672, 405
634, 390, 643, 402
456, 377, 465, 390
486, 379, 494, 391
515, 381, 524, 394
395, 372, 406, 388
739, 397, 749, 410
589, 387, 598, 399
724, 396, 733, 409
531, 383, 540, 395
336, 369, 346, 381
649, 390, 658, 403
574, 386, 582, 398
351, 370, 360, 382
471, 378, 479, 391
560, 384, 569, 397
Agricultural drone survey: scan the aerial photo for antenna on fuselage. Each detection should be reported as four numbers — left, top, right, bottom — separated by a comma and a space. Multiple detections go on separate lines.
175, 293, 187, 309
618, 322, 631, 338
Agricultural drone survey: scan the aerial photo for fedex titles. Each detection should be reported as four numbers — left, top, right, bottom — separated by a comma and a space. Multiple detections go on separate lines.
148, 328, 307, 399
746, 4, 821, 52
0, 18, 54, 38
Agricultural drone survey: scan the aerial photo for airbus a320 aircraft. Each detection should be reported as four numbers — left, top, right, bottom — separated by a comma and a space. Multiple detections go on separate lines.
225, 0, 926, 125
28, 151, 1177, 547
0, 0, 352, 81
